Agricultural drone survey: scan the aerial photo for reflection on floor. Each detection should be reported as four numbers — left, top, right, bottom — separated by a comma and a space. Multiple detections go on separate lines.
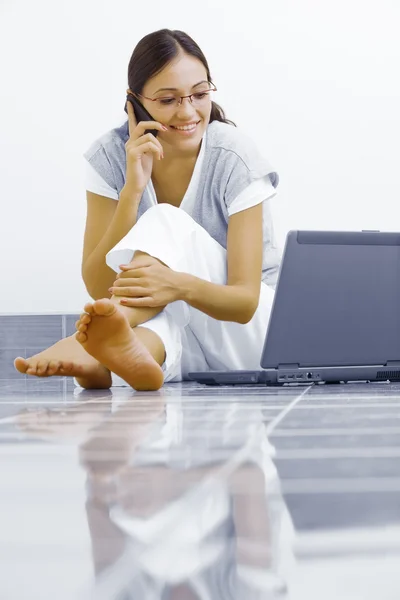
1, 379, 400, 599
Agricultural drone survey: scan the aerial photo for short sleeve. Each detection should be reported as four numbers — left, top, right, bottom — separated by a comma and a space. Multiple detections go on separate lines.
84, 160, 119, 200
83, 140, 121, 199
222, 143, 279, 215
227, 175, 277, 216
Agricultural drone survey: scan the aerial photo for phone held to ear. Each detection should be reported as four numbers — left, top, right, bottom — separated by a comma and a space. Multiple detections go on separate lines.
125, 94, 159, 138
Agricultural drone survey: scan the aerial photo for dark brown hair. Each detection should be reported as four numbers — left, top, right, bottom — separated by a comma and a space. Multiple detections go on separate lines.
125, 29, 236, 126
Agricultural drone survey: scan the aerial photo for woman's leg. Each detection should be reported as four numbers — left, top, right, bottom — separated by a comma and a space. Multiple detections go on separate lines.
16, 202, 272, 390
14, 275, 166, 388
106, 204, 275, 377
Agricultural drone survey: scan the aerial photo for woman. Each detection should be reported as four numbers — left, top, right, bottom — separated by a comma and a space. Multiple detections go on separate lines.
14, 29, 281, 391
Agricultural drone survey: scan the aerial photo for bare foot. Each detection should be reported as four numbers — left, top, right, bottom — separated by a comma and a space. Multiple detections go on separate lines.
75, 299, 164, 391
14, 335, 112, 389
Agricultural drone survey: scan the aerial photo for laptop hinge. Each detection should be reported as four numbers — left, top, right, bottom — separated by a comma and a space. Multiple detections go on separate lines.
278, 364, 299, 370
385, 361, 400, 367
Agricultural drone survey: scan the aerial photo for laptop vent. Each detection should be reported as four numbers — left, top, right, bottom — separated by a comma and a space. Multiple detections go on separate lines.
377, 371, 400, 380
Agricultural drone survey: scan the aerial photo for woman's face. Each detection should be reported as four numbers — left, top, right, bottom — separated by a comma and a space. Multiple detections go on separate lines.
141, 52, 213, 153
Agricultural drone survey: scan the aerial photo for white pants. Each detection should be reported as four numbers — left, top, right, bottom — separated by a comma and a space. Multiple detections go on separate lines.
102, 204, 275, 384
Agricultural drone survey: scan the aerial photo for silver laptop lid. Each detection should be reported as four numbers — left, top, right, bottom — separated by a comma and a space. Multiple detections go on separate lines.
261, 230, 400, 370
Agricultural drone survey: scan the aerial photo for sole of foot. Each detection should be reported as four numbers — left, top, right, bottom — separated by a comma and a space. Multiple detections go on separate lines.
75, 299, 164, 391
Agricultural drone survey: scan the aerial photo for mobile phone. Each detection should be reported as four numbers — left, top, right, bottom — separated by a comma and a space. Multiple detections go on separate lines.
125, 93, 159, 138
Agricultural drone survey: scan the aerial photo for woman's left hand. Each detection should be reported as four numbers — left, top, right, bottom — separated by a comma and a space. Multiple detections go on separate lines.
109, 255, 182, 308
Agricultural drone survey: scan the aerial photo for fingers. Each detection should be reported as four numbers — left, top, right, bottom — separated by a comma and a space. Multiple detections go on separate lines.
119, 297, 155, 307
109, 285, 146, 297
129, 119, 168, 143
134, 120, 168, 137
111, 279, 144, 290
136, 133, 164, 158
114, 274, 144, 284
118, 257, 157, 272
129, 131, 164, 155
126, 139, 163, 162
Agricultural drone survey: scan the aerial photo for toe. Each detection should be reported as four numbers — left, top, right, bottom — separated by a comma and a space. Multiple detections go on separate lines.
93, 298, 116, 316
60, 361, 75, 374
14, 357, 28, 374
76, 331, 87, 343
81, 314, 91, 324
77, 323, 87, 333
83, 303, 95, 315
47, 360, 61, 375
36, 360, 49, 376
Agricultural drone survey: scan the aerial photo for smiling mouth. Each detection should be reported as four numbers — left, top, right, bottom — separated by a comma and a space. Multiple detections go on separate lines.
170, 121, 201, 132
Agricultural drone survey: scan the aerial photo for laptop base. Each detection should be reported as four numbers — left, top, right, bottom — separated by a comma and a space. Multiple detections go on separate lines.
188, 366, 400, 386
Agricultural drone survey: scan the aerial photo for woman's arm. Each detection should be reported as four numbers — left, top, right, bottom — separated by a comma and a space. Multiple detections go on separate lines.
82, 188, 142, 300
179, 203, 263, 324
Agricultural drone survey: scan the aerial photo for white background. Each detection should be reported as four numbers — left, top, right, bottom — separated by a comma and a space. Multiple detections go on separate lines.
1, 0, 399, 313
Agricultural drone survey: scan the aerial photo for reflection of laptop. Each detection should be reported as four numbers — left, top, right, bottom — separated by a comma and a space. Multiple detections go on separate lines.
188, 230, 400, 386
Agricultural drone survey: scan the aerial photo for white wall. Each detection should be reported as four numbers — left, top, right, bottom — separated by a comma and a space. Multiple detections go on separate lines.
1, 0, 399, 313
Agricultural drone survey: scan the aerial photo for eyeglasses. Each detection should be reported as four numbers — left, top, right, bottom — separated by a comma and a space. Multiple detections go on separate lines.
133, 83, 217, 111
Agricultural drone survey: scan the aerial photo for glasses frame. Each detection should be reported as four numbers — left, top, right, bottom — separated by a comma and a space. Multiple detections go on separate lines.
133, 83, 217, 108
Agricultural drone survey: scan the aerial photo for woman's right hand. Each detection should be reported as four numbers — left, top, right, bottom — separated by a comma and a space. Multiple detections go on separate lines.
122, 100, 166, 196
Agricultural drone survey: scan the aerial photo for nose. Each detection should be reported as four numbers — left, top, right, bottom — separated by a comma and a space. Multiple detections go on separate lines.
175, 96, 197, 119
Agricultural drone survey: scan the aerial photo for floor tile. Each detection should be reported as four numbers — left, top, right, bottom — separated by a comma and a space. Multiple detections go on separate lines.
274, 405, 400, 430
0, 379, 399, 599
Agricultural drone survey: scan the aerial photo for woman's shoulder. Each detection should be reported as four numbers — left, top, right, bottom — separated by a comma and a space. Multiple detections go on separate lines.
84, 119, 129, 161
206, 120, 255, 150
83, 119, 129, 194
205, 120, 277, 182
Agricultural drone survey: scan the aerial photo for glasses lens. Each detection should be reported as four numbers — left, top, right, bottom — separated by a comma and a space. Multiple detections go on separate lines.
154, 87, 215, 110
191, 90, 213, 105
154, 97, 178, 110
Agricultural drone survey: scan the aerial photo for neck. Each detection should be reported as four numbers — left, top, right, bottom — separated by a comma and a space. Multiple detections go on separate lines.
161, 139, 203, 162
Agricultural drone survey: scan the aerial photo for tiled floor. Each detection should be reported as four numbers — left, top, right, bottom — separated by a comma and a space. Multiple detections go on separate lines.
1, 378, 400, 599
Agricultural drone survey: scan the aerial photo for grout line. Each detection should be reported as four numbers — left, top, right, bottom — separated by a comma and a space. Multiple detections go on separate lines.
0, 416, 17, 424
265, 386, 312, 435
295, 525, 400, 556
271, 427, 400, 436
0, 312, 80, 316
0, 444, 78, 453
276, 447, 400, 459
281, 477, 400, 493
292, 403, 400, 409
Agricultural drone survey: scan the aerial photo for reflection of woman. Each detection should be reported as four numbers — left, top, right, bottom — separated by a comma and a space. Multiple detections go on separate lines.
15, 28, 281, 391
79, 401, 295, 599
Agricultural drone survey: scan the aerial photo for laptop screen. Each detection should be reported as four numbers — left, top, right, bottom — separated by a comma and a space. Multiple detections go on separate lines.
261, 230, 400, 369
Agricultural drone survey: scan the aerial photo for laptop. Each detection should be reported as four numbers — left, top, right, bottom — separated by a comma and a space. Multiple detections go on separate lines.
188, 229, 400, 386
